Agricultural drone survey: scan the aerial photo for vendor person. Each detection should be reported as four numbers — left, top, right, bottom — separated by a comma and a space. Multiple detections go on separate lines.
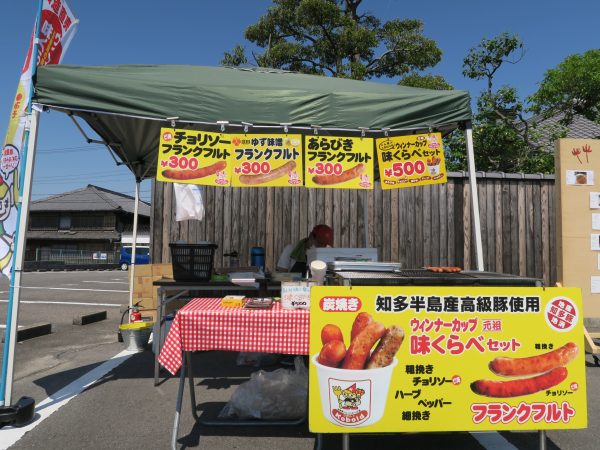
277, 224, 333, 273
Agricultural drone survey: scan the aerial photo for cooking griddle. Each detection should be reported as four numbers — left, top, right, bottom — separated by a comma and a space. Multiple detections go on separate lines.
332, 270, 542, 287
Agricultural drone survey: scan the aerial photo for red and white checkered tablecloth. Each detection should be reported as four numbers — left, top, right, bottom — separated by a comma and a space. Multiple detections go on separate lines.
158, 298, 310, 375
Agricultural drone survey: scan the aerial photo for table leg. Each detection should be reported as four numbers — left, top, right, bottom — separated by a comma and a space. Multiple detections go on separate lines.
342, 433, 349, 450
154, 288, 165, 386
315, 433, 323, 450
171, 352, 187, 450
186, 351, 199, 421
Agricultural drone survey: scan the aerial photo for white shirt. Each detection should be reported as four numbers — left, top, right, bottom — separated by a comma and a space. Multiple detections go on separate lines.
277, 243, 296, 271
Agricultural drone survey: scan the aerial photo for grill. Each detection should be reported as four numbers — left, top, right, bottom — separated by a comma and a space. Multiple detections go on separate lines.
331, 270, 542, 287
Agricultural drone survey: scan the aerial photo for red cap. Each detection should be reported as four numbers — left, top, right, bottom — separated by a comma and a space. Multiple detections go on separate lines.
311, 224, 333, 247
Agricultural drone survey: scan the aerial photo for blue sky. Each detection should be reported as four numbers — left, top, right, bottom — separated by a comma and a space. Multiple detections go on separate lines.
1, 0, 598, 202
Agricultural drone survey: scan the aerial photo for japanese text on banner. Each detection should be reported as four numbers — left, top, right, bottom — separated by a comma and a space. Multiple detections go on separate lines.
376, 133, 447, 189
230, 134, 303, 187
308, 286, 586, 433
0, 0, 78, 276
157, 128, 231, 186
304, 136, 374, 189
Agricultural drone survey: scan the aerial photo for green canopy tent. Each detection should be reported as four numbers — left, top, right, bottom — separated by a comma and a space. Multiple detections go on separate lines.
3, 64, 484, 403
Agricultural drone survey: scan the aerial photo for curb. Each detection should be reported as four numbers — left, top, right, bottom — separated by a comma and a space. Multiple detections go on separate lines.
2, 322, 52, 342
73, 311, 107, 326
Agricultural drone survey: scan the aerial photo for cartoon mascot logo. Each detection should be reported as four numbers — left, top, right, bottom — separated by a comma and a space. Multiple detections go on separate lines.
331, 383, 370, 425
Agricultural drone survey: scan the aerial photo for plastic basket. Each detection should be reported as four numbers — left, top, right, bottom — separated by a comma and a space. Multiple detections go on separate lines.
169, 243, 218, 281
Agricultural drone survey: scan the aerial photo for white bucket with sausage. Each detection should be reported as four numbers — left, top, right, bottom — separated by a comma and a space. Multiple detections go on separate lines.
312, 355, 397, 427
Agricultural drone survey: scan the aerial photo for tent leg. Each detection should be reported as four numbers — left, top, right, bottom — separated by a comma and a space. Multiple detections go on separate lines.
1, 109, 40, 405
464, 123, 484, 271
127, 179, 141, 319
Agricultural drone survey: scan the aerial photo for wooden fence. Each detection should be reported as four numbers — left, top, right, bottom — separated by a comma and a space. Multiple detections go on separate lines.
151, 172, 556, 286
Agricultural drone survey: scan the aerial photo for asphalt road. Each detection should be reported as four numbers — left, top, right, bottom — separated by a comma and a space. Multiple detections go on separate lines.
0, 271, 598, 450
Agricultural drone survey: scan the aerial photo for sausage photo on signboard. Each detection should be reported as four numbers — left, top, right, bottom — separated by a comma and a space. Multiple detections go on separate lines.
489, 342, 579, 376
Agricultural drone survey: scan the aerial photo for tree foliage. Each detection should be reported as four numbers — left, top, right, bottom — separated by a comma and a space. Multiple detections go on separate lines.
529, 49, 600, 125
446, 32, 555, 173
398, 73, 453, 90
221, 0, 444, 80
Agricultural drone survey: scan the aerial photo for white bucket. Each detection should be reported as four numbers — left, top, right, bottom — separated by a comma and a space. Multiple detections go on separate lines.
312, 354, 397, 427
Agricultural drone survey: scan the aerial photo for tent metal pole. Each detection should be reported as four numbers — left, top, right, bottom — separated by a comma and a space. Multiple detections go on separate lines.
464, 122, 484, 271
127, 179, 141, 319
363, 190, 369, 247
1, 109, 40, 405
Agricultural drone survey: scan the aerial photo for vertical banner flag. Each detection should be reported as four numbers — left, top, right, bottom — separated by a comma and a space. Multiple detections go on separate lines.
0, 0, 78, 275
157, 128, 232, 186
376, 132, 447, 189
304, 136, 374, 189
230, 134, 303, 187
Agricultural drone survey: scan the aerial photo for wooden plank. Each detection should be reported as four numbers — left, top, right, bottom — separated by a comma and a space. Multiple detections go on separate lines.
414, 185, 424, 267
431, 183, 441, 266
532, 181, 542, 279
162, 183, 173, 262
494, 180, 503, 273
265, 188, 275, 271
349, 190, 358, 247
485, 180, 495, 271
541, 182, 550, 285
397, 188, 408, 266
390, 188, 399, 261
518, 181, 526, 276
548, 181, 556, 285
373, 184, 383, 259
447, 180, 456, 267
462, 180, 472, 270
422, 185, 432, 265
477, 180, 488, 269
150, 180, 162, 263
509, 181, 519, 275
222, 186, 232, 267
501, 180, 512, 273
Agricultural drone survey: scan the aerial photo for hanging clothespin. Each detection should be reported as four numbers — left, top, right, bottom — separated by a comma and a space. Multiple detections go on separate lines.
382, 128, 390, 138
217, 121, 229, 133
242, 122, 253, 134
167, 117, 179, 128
359, 127, 368, 138
311, 125, 321, 136
280, 123, 292, 134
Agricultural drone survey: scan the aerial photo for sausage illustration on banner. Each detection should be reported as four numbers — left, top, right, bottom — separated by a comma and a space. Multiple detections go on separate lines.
471, 367, 568, 398
489, 342, 579, 376
239, 160, 297, 185
162, 160, 227, 180
312, 163, 365, 186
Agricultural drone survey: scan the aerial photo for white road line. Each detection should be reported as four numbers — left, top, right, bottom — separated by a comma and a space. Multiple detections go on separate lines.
0, 286, 128, 293
81, 281, 129, 285
0, 300, 121, 307
0, 350, 135, 449
470, 432, 519, 449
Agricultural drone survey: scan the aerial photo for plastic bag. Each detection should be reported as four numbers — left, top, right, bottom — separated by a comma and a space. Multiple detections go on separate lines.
173, 183, 204, 221
219, 357, 308, 420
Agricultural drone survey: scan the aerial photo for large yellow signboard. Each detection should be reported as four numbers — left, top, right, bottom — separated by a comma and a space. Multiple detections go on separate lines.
230, 134, 303, 187
156, 128, 231, 186
304, 136, 374, 189
376, 133, 447, 189
309, 286, 587, 433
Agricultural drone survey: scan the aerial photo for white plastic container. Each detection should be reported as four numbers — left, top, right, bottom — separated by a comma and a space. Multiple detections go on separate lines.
312, 354, 397, 427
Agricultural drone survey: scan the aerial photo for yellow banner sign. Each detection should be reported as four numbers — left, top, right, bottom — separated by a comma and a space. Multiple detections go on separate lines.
309, 286, 586, 433
230, 134, 303, 187
156, 128, 231, 186
304, 136, 374, 189
376, 133, 447, 189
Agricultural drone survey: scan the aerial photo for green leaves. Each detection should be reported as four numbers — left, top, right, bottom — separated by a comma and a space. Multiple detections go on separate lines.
529, 49, 600, 124
221, 0, 443, 80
